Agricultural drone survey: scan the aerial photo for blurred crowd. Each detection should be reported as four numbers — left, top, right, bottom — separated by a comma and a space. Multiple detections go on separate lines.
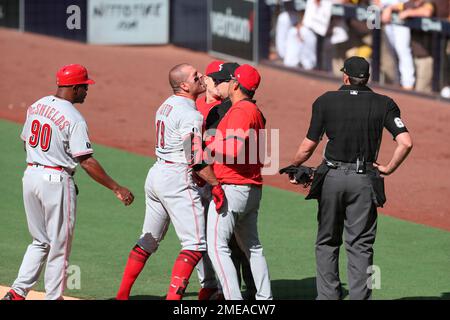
270, 0, 450, 98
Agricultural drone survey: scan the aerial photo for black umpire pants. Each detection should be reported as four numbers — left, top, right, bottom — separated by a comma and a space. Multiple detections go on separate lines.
315, 167, 378, 300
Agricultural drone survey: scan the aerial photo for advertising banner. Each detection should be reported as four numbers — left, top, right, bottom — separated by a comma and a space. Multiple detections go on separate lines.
209, 0, 258, 62
87, 0, 169, 45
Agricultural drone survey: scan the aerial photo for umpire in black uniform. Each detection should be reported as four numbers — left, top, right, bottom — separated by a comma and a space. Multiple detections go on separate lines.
288, 56, 413, 299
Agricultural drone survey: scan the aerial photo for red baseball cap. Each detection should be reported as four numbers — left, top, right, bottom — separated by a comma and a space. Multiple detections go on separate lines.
234, 64, 261, 91
205, 60, 225, 76
56, 64, 95, 86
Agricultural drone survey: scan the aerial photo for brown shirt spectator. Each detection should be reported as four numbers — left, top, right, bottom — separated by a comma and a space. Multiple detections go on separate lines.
402, 0, 446, 57
399, 0, 448, 92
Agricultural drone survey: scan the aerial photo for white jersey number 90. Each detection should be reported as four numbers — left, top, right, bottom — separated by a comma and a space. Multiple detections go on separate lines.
29, 119, 52, 152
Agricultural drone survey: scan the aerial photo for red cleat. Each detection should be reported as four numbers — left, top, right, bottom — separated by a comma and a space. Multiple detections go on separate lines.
2, 289, 25, 301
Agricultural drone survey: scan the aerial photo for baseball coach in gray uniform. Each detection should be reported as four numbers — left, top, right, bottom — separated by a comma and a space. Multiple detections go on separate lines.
2, 64, 134, 300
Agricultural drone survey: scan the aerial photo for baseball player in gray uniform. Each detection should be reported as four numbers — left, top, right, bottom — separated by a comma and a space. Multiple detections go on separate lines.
116, 63, 226, 300
2, 64, 134, 301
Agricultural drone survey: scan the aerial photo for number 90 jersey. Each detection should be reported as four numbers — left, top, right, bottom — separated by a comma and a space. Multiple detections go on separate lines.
155, 95, 203, 164
20, 95, 94, 171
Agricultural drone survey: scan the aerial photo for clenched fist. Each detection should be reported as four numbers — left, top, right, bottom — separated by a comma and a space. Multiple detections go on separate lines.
113, 186, 135, 206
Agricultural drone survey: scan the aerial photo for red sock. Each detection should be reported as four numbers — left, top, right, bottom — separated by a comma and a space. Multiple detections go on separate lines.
116, 245, 150, 300
166, 250, 203, 300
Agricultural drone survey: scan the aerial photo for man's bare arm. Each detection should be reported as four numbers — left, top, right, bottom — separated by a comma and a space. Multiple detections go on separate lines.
374, 132, 413, 175
293, 138, 320, 166
195, 165, 219, 186
77, 154, 134, 206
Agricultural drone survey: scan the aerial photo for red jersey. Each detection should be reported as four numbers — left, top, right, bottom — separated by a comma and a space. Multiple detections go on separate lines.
211, 99, 265, 185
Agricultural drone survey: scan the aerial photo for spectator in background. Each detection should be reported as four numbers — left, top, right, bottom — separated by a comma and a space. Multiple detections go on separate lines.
439, 4, 450, 98
384, 0, 448, 93
275, 0, 300, 60
331, 0, 373, 77
311, 0, 372, 74
283, 0, 338, 70
283, 11, 318, 69
379, 0, 416, 90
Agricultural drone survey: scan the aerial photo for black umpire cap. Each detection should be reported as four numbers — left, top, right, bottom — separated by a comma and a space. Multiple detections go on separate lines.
209, 62, 240, 82
340, 56, 370, 78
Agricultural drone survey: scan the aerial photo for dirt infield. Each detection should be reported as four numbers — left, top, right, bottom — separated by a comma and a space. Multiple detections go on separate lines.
0, 286, 79, 300
0, 28, 449, 231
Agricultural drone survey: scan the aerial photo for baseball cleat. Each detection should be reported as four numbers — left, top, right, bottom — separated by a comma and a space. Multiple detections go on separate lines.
1, 289, 25, 301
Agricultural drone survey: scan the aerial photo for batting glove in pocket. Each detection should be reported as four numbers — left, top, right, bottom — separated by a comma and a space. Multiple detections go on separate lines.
211, 184, 226, 213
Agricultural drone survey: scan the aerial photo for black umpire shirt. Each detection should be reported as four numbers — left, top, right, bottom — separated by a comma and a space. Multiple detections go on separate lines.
205, 98, 232, 130
306, 85, 408, 163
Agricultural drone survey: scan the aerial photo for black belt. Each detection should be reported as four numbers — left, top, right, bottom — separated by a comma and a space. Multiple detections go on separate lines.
325, 160, 373, 170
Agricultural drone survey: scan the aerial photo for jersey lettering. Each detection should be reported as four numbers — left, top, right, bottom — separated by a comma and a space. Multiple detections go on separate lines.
28, 119, 52, 152
156, 120, 166, 149
40, 123, 52, 152
29, 119, 41, 148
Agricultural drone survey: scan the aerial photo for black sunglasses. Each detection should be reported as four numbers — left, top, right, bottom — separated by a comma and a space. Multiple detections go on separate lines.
183, 75, 200, 85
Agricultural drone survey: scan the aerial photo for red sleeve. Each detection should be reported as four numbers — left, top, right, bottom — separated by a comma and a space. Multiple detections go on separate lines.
205, 102, 260, 163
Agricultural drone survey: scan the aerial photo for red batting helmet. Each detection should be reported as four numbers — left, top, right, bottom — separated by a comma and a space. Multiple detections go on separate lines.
56, 64, 95, 86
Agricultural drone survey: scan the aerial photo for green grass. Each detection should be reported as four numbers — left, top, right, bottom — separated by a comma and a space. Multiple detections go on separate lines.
0, 119, 449, 300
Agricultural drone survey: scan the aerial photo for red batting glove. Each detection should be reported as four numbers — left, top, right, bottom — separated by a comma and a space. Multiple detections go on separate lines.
211, 184, 226, 212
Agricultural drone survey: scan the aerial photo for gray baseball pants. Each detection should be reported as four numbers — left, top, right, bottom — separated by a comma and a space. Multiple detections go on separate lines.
315, 168, 378, 300
12, 166, 76, 300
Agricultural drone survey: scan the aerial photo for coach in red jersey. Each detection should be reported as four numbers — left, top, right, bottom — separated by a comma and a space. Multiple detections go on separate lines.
205, 64, 272, 300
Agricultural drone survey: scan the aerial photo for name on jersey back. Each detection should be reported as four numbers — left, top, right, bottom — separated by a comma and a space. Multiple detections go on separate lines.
27, 103, 70, 131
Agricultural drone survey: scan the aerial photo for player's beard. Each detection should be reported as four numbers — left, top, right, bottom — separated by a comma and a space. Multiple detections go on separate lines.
76, 93, 87, 104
